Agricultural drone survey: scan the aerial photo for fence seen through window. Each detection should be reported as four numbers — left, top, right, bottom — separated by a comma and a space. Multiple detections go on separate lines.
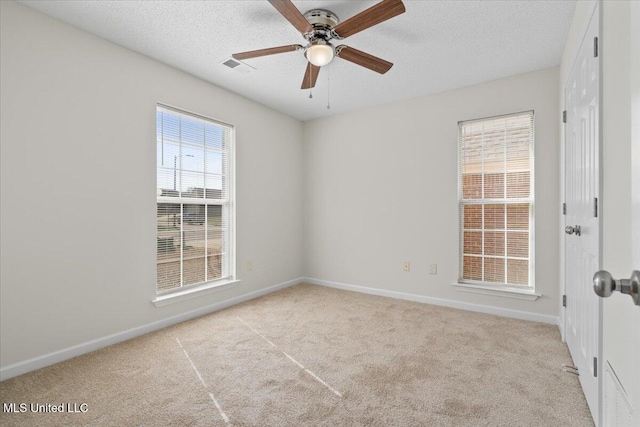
156, 106, 233, 293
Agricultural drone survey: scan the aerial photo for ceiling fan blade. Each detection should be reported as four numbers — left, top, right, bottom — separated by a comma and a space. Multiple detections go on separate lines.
232, 44, 302, 60
268, 0, 313, 34
301, 62, 320, 89
333, 0, 405, 39
336, 46, 393, 74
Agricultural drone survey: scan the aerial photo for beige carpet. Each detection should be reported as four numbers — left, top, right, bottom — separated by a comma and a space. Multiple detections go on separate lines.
0, 283, 593, 426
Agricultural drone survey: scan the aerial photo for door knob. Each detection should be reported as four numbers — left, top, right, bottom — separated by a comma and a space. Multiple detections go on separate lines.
593, 270, 640, 306
565, 225, 581, 236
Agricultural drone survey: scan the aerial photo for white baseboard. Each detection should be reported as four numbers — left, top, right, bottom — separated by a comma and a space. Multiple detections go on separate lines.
303, 277, 559, 325
2, 276, 558, 381
0, 277, 304, 381
557, 315, 565, 341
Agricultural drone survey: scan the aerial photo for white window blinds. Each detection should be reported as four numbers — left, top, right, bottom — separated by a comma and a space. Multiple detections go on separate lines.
458, 111, 534, 287
156, 106, 234, 293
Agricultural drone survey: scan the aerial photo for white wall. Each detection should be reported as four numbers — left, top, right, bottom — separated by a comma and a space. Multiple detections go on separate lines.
303, 67, 560, 318
0, 1, 304, 370
1, 0, 569, 377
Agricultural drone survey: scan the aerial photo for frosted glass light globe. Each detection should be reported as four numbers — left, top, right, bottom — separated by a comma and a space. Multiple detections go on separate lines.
305, 43, 334, 67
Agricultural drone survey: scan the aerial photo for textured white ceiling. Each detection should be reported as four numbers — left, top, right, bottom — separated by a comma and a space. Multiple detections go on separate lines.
19, 0, 576, 121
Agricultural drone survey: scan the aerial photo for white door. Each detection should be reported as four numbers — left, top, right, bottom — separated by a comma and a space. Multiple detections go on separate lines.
632, 3, 640, 425
599, 1, 640, 426
564, 4, 600, 422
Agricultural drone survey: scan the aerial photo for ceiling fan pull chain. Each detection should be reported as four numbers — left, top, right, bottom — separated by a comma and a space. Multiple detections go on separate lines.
309, 68, 313, 98
327, 69, 331, 110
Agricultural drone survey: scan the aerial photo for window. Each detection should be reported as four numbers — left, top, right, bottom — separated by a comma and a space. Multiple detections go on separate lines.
156, 106, 234, 294
458, 111, 534, 289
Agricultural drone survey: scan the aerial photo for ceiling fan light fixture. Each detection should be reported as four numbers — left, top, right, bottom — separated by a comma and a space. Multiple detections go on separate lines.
305, 41, 334, 67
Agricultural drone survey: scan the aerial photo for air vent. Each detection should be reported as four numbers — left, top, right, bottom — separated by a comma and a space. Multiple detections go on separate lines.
221, 58, 255, 74
223, 59, 240, 68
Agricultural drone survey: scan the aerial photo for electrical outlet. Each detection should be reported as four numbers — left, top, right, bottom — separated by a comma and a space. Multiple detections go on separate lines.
403, 261, 410, 272
430, 264, 438, 275
247, 261, 253, 272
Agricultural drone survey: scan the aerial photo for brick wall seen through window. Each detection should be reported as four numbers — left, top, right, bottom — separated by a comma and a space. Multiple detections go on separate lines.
459, 112, 534, 288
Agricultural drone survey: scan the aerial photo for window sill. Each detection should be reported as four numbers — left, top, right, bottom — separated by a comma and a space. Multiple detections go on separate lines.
152, 279, 240, 307
452, 282, 541, 301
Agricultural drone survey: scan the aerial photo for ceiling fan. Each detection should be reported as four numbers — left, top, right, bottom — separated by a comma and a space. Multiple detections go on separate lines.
232, 0, 406, 90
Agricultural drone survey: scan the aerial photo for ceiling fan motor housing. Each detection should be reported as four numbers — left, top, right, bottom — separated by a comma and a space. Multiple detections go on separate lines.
302, 9, 339, 41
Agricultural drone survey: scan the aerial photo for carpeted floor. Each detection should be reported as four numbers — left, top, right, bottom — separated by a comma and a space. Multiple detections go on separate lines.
0, 283, 593, 426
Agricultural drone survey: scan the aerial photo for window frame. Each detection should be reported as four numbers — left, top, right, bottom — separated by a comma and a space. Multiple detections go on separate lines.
456, 110, 536, 295
154, 104, 237, 303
